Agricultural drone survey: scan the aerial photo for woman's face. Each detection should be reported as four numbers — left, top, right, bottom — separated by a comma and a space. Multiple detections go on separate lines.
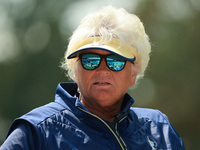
74, 49, 137, 107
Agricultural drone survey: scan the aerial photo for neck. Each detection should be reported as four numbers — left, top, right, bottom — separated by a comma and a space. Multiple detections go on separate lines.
81, 97, 123, 123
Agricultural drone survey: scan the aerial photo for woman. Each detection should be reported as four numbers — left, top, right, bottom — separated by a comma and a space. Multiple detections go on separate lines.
0, 6, 185, 150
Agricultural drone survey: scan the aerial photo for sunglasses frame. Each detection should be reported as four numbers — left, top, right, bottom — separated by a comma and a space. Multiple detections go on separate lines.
78, 53, 128, 71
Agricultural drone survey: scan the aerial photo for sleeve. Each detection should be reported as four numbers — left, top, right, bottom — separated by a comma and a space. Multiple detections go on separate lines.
133, 108, 185, 150
0, 120, 40, 150
153, 110, 185, 150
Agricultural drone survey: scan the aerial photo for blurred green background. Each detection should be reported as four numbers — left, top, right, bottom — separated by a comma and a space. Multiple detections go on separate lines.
0, 0, 199, 149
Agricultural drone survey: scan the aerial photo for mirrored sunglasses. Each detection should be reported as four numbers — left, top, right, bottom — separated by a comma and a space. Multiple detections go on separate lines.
79, 53, 127, 71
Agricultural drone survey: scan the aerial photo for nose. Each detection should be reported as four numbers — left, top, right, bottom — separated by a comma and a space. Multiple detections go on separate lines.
96, 58, 110, 72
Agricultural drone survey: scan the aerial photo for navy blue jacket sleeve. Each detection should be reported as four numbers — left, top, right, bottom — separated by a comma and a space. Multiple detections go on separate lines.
0, 120, 39, 150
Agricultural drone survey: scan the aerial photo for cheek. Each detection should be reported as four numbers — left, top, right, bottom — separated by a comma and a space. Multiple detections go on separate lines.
75, 61, 92, 85
74, 61, 83, 84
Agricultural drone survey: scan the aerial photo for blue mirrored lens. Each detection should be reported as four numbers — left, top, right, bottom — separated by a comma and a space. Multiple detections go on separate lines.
106, 55, 126, 71
81, 54, 101, 70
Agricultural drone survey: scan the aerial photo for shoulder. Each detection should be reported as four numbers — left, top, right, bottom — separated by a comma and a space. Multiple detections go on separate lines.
131, 107, 169, 124
5, 101, 72, 149
130, 107, 185, 149
20, 101, 68, 125
7, 101, 70, 136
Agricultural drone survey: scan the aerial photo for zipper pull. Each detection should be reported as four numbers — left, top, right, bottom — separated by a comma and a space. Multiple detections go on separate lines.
113, 112, 128, 124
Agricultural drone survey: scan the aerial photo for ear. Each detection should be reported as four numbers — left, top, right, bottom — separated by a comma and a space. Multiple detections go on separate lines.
74, 60, 79, 83
74, 66, 78, 83
130, 64, 138, 87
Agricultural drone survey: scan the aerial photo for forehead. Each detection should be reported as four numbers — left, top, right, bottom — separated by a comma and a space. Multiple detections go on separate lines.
78, 49, 112, 55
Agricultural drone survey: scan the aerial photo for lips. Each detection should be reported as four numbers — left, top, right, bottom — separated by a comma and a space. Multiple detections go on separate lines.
94, 82, 110, 85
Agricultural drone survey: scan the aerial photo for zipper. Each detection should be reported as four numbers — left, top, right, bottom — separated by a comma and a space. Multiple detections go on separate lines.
78, 107, 128, 150
115, 123, 128, 150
